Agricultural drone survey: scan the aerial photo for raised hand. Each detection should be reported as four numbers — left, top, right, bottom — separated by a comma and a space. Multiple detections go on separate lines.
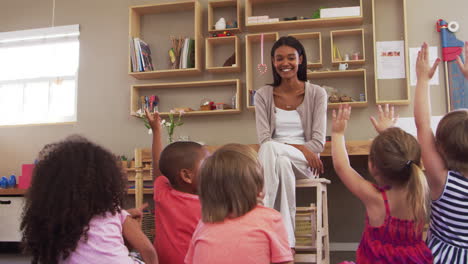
126, 202, 149, 222
456, 41, 468, 79
145, 108, 161, 131
416, 42, 440, 81
332, 104, 351, 135
370, 104, 398, 133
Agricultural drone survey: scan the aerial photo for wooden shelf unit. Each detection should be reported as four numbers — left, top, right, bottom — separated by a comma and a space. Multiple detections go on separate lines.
130, 79, 241, 117
245, 32, 279, 110
208, 0, 241, 34
372, 0, 410, 105
128, 0, 203, 79
289, 32, 322, 68
307, 69, 368, 108
206, 36, 241, 73
245, 0, 363, 32
330, 28, 365, 66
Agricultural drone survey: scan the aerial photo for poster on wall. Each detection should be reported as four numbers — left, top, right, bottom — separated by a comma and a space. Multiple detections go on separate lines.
409, 46, 440, 86
376, 41, 406, 79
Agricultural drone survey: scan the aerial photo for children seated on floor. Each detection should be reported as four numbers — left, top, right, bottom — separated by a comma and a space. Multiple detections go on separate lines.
21, 135, 158, 264
332, 105, 433, 263
145, 109, 209, 264
185, 144, 294, 264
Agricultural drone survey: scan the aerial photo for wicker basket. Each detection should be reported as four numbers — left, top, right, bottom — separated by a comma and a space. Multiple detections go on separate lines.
142, 211, 155, 243
295, 204, 317, 248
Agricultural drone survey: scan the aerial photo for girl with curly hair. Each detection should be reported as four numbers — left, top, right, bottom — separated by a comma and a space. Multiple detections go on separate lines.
20, 135, 158, 264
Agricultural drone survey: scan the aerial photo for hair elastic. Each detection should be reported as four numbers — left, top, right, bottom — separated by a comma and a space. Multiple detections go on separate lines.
405, 160, 413, 168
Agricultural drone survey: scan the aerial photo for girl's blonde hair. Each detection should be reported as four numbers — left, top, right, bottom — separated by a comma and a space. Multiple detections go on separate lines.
435, 109, 468, 173
370, 127, 429, 223
199, 144, 263, 223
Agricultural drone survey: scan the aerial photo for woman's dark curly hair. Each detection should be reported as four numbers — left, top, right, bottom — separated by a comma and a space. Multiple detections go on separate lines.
20, 135, 127, 264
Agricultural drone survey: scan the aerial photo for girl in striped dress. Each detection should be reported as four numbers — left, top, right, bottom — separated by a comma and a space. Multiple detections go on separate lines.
332, 104, 433, 263
415, 42, 468, 263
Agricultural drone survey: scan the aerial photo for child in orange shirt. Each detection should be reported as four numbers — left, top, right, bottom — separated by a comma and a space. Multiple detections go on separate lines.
145, 109, 209, 264
185, 144, 293, 264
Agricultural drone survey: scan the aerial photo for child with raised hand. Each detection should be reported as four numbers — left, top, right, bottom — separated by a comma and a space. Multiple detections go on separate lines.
185, 144, 293, 264
416, 42, 468, 263
145, 109, 209, 264
21, 135, 158, 264
332, 105, 433, 263
456, 41, 468, 79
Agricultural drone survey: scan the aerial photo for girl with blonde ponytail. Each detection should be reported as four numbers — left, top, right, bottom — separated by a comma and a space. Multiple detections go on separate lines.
332, 104, 433, 264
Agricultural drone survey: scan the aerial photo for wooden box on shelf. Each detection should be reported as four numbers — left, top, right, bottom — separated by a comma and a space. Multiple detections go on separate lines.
128, 0, 202, 79
245, 32, 279, 110
208, 0, 241, 34
130, 79, 241, 117
330, 28, 365, 66
245, 0, 363, 32
206, 36, 241, 73
307, 69, 367, 108
372, 0, 410, 105
289, 32, 322, 68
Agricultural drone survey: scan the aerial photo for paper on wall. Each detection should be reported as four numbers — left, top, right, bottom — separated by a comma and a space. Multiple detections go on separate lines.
409, 46, 440, 86
376, 41, 406, 79
395, 116, 443, 138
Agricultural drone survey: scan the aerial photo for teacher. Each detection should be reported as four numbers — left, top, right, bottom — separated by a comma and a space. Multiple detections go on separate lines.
254, 36, 327, 250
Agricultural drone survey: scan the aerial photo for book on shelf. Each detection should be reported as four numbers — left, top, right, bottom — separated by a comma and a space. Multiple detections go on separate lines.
130, 37, 154, 72
178, 37, 195, 69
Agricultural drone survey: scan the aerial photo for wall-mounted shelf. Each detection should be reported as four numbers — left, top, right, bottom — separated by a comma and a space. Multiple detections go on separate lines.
206, 36, 241, 73
208, 0, 241, 34
130, 79, 241, 116
245, 0, 363, 32
372, 0, 410, 105
245, 32, 279, 110
128, 0, 203, 79
308, 69, 367, 108
331, 28, 365, 66
289, 32, 322, 68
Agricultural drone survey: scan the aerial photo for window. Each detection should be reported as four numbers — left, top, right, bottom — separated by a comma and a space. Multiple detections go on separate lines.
0, 25, 80, 126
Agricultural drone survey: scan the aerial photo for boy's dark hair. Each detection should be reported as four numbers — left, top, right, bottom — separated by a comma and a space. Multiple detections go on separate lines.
159, 141, 204, 185
20, 135, 126, 264
269, 36, 308, 87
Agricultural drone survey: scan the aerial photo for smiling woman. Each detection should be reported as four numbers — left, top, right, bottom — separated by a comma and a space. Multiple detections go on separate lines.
254, 36, 328, 250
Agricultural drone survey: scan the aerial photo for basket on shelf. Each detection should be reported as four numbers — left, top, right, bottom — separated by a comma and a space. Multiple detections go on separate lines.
142, 210, 155, 243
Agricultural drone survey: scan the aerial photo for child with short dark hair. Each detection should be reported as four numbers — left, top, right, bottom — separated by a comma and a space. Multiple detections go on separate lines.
185, 144, 293, 264
332, 105, 433, 263
145, 110, 209, 264
21, 135, 158, 264
416, 42, 468, 263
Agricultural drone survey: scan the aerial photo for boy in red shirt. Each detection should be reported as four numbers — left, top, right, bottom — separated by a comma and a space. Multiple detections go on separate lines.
146, 109, 209, 264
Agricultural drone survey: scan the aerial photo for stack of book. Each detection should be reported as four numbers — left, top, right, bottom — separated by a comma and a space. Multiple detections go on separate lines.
130, 37, 154, 72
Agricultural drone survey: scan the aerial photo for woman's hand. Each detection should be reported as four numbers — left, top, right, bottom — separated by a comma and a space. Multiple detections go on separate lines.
301, 147, 324, 174
332, 104, 351, 135
370, 104, 398, 134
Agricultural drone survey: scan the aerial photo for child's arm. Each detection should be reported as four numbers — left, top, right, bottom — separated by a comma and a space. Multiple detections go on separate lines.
414, 42, 446, 199
331, 105, 378, 204
145, 109, 163, 178
123, 216, 159, 264
456, 41, 468, 79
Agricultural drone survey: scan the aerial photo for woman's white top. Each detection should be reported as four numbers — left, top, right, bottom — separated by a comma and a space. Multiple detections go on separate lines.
272, 107, 306, 144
